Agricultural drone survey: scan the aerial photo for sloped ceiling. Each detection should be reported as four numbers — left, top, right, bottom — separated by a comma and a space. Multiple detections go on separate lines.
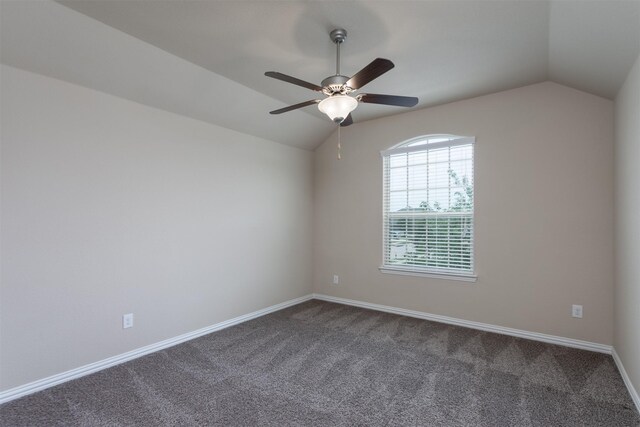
2, 0, 639, 150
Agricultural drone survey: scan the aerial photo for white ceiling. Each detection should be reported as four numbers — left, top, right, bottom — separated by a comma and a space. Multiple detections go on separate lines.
2, 0, 639, 150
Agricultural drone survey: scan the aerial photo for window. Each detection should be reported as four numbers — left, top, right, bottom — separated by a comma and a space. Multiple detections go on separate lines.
381, 134, 475, 281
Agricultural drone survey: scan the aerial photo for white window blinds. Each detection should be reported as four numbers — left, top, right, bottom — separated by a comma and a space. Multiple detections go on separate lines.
381, 135, 475, 278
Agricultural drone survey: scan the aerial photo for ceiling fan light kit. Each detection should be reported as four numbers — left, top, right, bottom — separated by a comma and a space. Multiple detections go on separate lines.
318, 95, 358, 123
265, 28, 418, 126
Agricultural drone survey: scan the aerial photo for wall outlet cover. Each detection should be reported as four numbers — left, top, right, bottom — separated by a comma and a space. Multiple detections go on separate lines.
572, 305, 583, 318
123, 313, 134, 329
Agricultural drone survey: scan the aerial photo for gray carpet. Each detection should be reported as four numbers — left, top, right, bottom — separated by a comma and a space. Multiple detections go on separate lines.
1, 300, 638, 426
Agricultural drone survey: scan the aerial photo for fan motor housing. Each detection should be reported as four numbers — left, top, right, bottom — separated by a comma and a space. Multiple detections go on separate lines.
321, 75, 352, 95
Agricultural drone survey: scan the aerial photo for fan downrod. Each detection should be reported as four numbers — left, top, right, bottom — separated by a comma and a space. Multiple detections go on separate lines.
323, 28, 350, 93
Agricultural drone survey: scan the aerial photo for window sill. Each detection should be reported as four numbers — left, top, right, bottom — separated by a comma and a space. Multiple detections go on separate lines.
379, 266, 477, 283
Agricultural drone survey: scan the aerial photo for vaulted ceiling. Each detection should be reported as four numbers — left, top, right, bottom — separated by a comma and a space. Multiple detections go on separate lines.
2, 0, 639, 150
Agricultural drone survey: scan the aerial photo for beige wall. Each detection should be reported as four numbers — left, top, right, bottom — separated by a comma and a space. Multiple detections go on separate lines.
0, 65, 622, 394
0, 65, 313, 391
614, 55, 640, 395
314, 81, 614, 345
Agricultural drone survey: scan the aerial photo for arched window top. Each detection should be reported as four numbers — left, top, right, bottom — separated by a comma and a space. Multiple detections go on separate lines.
381, 134, 475, 157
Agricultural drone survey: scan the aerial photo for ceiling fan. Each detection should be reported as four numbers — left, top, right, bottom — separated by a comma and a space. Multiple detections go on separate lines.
265, 29, 418, 127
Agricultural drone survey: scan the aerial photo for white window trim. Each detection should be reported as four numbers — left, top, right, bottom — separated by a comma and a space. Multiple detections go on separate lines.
381, 134, 476, 281
379, 266, 477, 282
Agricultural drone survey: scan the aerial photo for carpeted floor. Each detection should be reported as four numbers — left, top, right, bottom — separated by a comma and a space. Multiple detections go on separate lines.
1, 300, 639, 426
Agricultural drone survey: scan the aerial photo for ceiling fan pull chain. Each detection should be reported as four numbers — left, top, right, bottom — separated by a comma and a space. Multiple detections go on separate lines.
337, 124, 342, 160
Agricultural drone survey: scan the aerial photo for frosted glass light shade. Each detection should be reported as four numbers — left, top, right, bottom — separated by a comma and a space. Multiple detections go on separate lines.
318, 95, 358, 123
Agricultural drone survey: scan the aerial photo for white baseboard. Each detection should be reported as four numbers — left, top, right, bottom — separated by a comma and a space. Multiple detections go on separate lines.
0, 294, 314, 405
612, 348, 640, 414
312, 293, 612, 354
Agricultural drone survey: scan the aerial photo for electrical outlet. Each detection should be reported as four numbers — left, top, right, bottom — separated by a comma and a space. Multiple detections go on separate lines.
572, 305, 583, 318
332, 275, 339, 285
123, 313, 134, 329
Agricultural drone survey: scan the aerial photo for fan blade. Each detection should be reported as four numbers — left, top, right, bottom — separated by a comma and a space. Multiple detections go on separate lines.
345, 58, 395, 90
340, 113, 353, 127
269, 99, 320, 115
265, 72, 323, 92
359, 93, 418, 107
